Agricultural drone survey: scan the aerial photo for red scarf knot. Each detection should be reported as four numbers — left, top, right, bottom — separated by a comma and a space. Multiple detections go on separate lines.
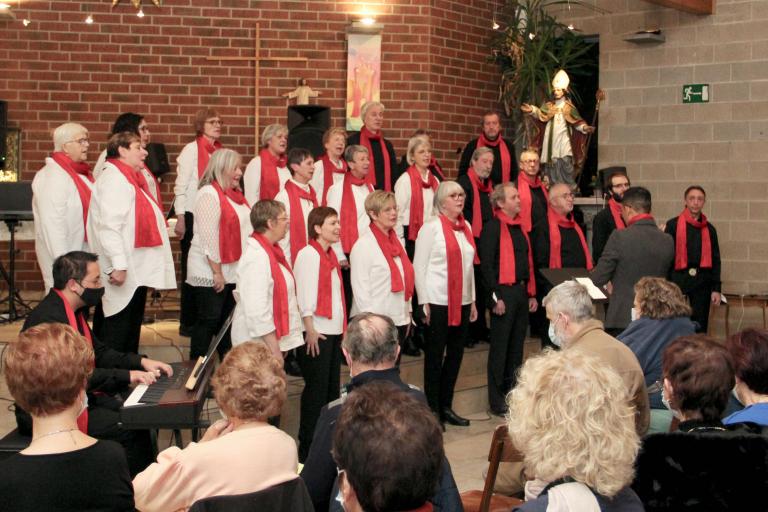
258, 148, 287, 200
369, 222, 415, 301
495, 210, 536, 297
251, 233, 294, 338
608, 197, 627, 231
107, 158, 163, 248
339, 172, 373, 254
212, 181, 249, 264
478, 132, 512, 183
675, 209, 712, 270
406, 166, 439, 241
359, 126, 392, 191
196, 136, 222, 179
547, 209, 592, 270
438, 214, 478, 326
52, 152, 94, 241
467, 167, 493, 237
285, 180, 318, 263
517, 172, 547, 233
320, 154, 348, 206
309, 240, 347, 329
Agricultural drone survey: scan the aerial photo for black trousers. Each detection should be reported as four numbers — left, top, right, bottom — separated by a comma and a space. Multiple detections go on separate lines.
469, 263, 489, 341
297, 333, 342, 463
189, 283, 235, 360
423, 303, 471, 414
487, 284, 529, 412
341, 255, 353, 317
179, 211, 195, 330
93, 286, 148, 354
686, 287, 713, 333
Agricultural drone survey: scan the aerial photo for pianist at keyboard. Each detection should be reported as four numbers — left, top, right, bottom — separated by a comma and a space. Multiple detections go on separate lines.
16, 251, 174, 476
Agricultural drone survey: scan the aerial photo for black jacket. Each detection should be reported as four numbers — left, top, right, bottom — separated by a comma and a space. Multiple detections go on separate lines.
458, 137, 518, 185
456, 173, 494, 238
664, 215, 722, 293
347, 131, 399, 191
479, 217, 531, 303
300, 367, 462, 512
592, 206, 621, 262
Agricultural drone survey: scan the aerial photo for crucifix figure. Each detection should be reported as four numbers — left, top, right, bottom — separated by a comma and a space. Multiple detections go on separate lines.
206, 23, 308, 153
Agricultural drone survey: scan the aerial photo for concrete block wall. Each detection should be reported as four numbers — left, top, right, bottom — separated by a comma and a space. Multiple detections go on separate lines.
562, 0, 768, 294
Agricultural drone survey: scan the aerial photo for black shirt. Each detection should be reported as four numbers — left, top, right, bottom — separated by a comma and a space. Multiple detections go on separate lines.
479, 218, 530, 301
347, 131, 399, 191
458, 137, 518, 185
592, 206, 621, 262
532, 217, 588, 270
664, 215, 722, 293
0, 440, 135, 511
456, 174, 493, 237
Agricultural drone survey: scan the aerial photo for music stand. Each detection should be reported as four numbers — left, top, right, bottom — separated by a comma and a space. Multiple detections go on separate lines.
0, 182, 33, 323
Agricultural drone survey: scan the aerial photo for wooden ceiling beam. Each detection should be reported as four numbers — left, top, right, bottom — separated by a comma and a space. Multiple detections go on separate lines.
643, 0, 714, 15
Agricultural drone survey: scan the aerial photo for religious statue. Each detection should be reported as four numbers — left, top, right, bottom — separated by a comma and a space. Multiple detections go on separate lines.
521, 70, 595, 187
283, 78, 321, 105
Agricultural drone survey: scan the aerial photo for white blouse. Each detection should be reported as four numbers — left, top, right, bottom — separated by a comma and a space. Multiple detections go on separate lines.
325, 179, 372, 261
273, 179, 316, 268
293, 244, 345, 336
173, 140, 200, 216
350, 229, 412, 327
94, 149, 160, 205
243, 155, 291, 205
186, 185, 252, 286
231, 237, 304, 352
32, 157, 93, 291
394, 169, 436, 242
87, 161, 176, 316
413, 217, 476, 307
311, 158, 345, 205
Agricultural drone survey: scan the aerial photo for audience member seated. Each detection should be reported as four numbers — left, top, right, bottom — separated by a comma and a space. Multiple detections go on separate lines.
0, 323, 134, 511
333, 380, 445, 512
133, 342, 298, 511
618, 277, 696, 433
507, 349, 643, 511
725, 328, 768, 427
633, 335, 768, 511
300, 313, 461, 512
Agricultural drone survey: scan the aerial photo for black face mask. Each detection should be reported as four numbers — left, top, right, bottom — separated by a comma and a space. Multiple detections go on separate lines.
79, 285, 105, 308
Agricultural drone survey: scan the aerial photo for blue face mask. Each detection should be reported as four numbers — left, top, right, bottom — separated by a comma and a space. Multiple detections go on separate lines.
661, 386, 683, 420
548, 318, 563, 348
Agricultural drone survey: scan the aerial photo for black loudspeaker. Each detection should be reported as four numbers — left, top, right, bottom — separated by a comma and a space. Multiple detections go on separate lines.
0, 100, 7, 171
287, 105, 331, 158
145, 142, 171, 177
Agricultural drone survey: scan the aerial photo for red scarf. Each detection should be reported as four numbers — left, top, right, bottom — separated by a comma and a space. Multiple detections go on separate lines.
369, 223, 415, 301
108, 159, 163, 248
517, 172, 547, 233
340, 173, 373, 254
439, 214, 478, 326
359, 126, 392, 191
309, 240, 347, 329
212, 181, 249, 264
478, 132, 512, 183
675, 209, 712, 270
495, 210, 536, 297
53, 288, 92, 434
251, 232, 293, 338
466, 167, 493, 237
547, 209, 592, 270
406, 166, 439, 241
627, 213, 654, 226
429, 156, 446, 180
320, 154, 347, 206
285, 180, 318, 263
608, 197, 626, 230
51, 152, 94, 241
258, 148, 287, 200
196, 136, 222, 179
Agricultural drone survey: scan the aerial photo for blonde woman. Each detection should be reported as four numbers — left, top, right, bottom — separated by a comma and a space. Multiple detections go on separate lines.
508, 349, 642, 511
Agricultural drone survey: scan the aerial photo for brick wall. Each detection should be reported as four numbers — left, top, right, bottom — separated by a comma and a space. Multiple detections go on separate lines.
0, 0, 501, 292
561, 0, 768, 294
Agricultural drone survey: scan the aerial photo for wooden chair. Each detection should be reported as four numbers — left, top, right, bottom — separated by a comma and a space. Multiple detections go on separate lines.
460, 424, 525, 512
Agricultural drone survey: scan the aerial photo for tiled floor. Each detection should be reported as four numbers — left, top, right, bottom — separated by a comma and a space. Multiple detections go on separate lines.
0, 317, 499, 492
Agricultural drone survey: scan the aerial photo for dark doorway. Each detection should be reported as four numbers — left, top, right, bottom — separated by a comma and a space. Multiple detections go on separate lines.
569, 35, 600, 196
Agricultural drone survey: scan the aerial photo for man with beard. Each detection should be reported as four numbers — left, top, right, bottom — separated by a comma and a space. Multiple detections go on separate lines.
458, 111, 517, 185
592, 169, 631, 261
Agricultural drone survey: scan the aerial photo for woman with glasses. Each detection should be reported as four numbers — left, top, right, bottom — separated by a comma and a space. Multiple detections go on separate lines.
413, 181, 478, 428
174, 108, 224, 337
32, 123, 95, 291
231, 200, 304, 362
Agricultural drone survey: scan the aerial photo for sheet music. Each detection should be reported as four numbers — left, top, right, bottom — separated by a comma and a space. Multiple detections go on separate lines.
575, 277, 607, 300
123, 384, 148, 407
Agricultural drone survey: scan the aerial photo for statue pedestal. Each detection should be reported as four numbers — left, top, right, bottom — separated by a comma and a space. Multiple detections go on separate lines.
574, 196, 605, 251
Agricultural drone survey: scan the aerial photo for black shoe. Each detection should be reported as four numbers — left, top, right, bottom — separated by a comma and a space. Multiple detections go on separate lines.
465, 339, 477, 348
489, 408, 508, 418
441, 408, 470, 427
401, 337, 421, 357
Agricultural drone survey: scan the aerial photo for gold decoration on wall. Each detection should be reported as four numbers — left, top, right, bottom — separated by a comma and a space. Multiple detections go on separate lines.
111, 0, 161, 8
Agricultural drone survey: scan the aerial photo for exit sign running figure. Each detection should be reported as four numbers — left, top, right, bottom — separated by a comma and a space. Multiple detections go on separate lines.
682, 84, 709, 104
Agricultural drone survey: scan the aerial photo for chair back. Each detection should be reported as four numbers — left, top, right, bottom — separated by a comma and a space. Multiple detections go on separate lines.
189, 477, 313, 512
479, 424, 525, 512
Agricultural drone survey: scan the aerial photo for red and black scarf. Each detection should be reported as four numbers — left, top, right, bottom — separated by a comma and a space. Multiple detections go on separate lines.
477, 132, 512, 183
517, 172, 547, 233
359, 126, 392, 191
608, 197, 626, 231
547, 209, 592, 270
495, 210, 536, 296
675, 209, 712, 270
466, 167, 493, 237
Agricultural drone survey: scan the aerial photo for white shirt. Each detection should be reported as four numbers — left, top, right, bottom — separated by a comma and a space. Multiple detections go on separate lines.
243, 154, 291, 205
325, 178, 372, 261
311, 158, 345, 205
87, 161, 176, 316
186, 185, 252, 286
394, 169, 436, 242
231, 237, 304, 352
32, 157, 93, 290
173, 140, 200, 216
413, 216, 476, 306
350, 229, 412, 326
273, 179, 316, 268
294, 244, 345, 336
94, 149, 160, 205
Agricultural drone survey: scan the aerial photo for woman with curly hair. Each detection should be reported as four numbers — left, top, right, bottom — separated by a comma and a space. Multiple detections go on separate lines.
132, 342, 298, 511
508, 349, 643, 511
618, 277, 696, 433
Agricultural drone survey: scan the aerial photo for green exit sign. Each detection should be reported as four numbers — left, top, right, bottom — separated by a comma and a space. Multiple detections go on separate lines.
682, 84, 709, 104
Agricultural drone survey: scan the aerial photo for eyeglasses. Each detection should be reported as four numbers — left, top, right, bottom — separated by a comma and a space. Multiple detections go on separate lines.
449, 192, 466, 199
557, 192, 575, 199
277, 216, 289, 222
66, 138, 90, 146
206, 119, 223, 126
521, 159, 539, 164
612, 183, 630, 190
